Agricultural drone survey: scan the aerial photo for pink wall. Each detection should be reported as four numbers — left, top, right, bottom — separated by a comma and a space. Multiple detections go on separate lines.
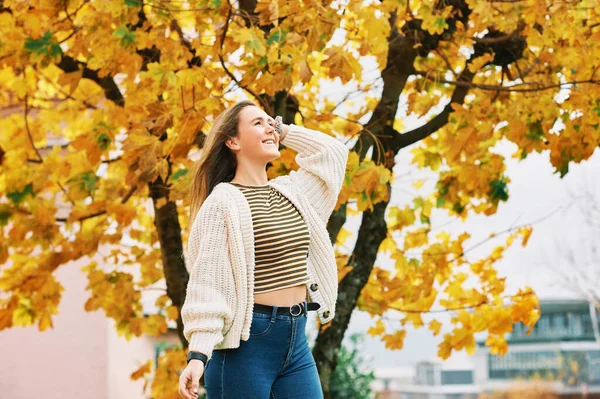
0, 252, 182, 399
0, 95, 179, 399
0, 256, 109, 398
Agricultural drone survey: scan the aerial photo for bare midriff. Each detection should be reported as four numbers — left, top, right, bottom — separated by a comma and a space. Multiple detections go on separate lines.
254, 284, 308, 307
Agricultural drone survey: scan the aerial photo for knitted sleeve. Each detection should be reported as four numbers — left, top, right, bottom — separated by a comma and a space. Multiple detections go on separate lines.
280, 123, 349, 223
181, 195, 235, 362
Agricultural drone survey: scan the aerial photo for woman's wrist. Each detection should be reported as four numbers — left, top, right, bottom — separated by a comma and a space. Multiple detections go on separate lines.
188, 358, 205, 368
274, 116, 289, 141
187, 351, 208, 366
280, 123, 290, 141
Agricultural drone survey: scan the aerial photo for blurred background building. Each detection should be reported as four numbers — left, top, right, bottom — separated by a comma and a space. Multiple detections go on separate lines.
475, 299, 600, 397
371, 299, 600, 399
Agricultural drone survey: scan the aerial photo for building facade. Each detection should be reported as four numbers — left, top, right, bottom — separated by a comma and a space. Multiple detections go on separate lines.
371, 299, 600, 399
474, 299, 600, 397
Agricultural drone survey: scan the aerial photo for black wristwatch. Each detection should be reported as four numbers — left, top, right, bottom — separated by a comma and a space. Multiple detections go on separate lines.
187, 351, 208, 367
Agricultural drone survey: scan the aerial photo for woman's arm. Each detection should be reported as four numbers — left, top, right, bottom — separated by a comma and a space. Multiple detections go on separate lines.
278, 123, 349, 224
181, 194, 235, 363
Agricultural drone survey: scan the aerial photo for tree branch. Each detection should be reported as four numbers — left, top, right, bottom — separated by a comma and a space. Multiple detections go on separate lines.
56, 55, 125, 106
419, 73, 600, 92
388, 63, 475, 150
54, 185, 137, 223
218, 0, 271, 112
385, 290, 537, 315
24, 94, 43, 163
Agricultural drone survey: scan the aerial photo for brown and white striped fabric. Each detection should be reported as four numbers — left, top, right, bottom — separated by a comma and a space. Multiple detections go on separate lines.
231, 182, 311, 294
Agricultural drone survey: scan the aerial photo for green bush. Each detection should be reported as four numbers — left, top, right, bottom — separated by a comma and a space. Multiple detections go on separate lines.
329, 332, 376, 399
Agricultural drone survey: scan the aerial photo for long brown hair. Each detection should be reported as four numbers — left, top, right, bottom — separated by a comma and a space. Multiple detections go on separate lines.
188, 100, 257, 224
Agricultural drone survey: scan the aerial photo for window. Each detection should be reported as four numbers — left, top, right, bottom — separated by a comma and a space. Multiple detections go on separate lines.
441, 370, 473, 385
581, 312, 594, 336
489, 351, 561, 380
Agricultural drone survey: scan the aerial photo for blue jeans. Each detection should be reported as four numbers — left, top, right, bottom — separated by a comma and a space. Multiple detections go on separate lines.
203, 300, 324, 399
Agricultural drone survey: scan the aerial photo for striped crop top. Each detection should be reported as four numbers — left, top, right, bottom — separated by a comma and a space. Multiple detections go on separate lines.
231, 182, 311, 294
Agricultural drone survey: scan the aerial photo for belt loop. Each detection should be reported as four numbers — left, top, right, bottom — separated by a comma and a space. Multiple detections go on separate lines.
270, 304, 278, 323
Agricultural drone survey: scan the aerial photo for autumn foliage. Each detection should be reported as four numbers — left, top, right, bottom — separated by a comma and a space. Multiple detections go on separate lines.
1, 0, 599, 396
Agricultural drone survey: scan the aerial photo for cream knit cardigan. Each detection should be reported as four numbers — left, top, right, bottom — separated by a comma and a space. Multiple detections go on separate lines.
181, 123, 349, 361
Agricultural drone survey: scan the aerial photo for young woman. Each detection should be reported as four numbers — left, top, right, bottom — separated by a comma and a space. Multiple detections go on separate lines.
178, 100, 349, 399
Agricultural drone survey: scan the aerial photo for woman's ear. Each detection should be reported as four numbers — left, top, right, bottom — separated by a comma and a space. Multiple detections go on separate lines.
225, 137, 239, 151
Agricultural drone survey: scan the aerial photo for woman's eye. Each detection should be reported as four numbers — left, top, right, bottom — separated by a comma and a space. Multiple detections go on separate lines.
255, 121, 261, 125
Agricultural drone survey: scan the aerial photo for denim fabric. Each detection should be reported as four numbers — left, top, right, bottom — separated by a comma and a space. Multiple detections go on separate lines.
203, 300, 324, 399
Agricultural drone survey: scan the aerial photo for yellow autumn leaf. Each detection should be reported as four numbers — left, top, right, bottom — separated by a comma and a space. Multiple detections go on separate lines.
379, 236, 397, 254
367, 319, 386, 337
322, 46, 361, 83
420, 5, 453, 35
485, 335, 508, 357
404, 227, 429, 250
166, 305, 179, 321
467, 52, 495, 73
13, 303, 36, 327
142, 314, 168, 337
382, 329, 406, 350
335, 226, 353, 246
412, 179, 425, 189
429, 320, 442, 336
403, 312, 424, 328
520, 226, 533, 246
231, 26, 267, 56
130, 360, 152, 381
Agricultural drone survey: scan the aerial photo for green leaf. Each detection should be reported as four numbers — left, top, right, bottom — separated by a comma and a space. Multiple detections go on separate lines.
593, 99, 600, 117
556, 162, 569, 178
171, 168, 188, 181
524, 120, 544, 141
94, 122, 112, 150
7, 183, 34, 206
267, 30, 287, 46
436, 196, 445, 207
453, 202, 465, 214
24, 31, 63, 65
66, 171, 98, 195
112, 25, 136, 48
488, 178, 509, 202
0, 207, 12, 226
108, 272, 119, 283
413, 196, 424, 209
97, 133, 111, 150
124, 0, 140, 7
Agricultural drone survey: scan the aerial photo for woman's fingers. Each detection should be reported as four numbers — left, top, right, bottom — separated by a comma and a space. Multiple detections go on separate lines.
178, 371, 194, 399
189, 366, 203, 397
178, 362, 205, 399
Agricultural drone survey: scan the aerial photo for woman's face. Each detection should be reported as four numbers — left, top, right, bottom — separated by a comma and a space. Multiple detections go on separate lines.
229, 106, 280, 162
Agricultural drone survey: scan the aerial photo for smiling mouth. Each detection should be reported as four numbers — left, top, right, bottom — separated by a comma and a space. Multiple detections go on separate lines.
262, 140, 276, 146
